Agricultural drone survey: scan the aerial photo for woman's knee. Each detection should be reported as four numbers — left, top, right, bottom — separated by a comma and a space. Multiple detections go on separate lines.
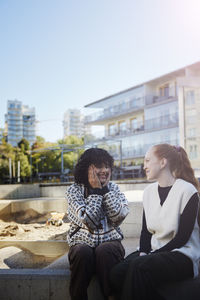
95, 241, 124, 261
69, 244, 94, 264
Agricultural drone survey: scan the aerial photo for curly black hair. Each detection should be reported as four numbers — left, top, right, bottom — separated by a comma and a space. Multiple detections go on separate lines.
74, 148, 114, 186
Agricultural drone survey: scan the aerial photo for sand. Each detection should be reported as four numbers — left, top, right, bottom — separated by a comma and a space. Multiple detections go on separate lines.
0, 209, 70, 269
0, 209, 139, 270
0, 209, 70, 241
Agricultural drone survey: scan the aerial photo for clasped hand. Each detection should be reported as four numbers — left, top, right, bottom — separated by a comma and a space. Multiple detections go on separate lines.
88, 164, 111, 189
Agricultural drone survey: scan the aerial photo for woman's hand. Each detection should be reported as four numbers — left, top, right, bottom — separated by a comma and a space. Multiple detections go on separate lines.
102, 168, 111, 187
139, 252, 147, 256
88, 165, 102, 188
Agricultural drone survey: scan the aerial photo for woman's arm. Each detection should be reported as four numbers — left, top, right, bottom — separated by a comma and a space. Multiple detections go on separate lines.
139, 210, 152, 254
66, 184, 103, 231
102, 182, 129, 226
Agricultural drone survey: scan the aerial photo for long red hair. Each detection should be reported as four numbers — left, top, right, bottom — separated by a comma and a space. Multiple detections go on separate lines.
153, 144, 199, 191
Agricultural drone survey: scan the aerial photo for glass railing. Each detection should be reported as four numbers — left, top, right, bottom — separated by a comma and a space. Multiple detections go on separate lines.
111, 139, 179, 160
85, 113, 178, 145
106, 121, 145, 138
145, 95, 177, 106
84, 97, 145, 123
145, 112, 178, 131
84, 95, 177, 124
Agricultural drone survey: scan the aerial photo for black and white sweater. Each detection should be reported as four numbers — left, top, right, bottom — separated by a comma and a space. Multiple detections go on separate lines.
66, 181, 129, 248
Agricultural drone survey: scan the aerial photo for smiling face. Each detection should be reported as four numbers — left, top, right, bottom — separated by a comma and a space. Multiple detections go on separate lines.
144, 147, 164, 181
94, 163, 111, 185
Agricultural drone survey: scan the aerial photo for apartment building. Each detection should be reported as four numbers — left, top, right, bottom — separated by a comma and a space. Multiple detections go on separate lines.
63, 108, 91, 138
5, 100, 36, 147
84, 62, 200, 171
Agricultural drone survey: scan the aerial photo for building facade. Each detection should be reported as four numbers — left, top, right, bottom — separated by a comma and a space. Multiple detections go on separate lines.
84, 62, 200, 172
5, 100, 36, 147
63, 109, 90, 138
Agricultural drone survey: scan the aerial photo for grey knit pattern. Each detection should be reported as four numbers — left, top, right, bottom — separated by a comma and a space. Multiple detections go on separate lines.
65, 181, 129, 247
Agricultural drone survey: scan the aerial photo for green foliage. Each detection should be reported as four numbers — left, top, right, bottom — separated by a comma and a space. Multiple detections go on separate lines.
18, 138, 30, 153
31, 136, 46, 150
15, 150, 31, 178
0, 135, 85, 183
58, 135, 84, 146
0, 142, 15, 183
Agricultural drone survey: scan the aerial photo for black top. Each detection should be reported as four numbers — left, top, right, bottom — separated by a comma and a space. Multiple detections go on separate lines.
139, 185, 199, 253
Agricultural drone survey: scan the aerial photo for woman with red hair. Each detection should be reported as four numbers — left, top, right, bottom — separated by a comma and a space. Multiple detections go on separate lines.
110, 143, 200, 300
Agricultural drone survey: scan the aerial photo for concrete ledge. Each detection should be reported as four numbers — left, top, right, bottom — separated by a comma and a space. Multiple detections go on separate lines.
0, 268, 199, 300
0, 184, 40, 200
0, 241, 69, 257
0, 197, 67, 217
0, 269, 70, 300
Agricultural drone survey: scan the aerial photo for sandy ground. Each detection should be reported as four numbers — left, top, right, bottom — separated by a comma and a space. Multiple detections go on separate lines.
0, 209, 70, 269
0, 209, 139, 270
0, 209, 70, 241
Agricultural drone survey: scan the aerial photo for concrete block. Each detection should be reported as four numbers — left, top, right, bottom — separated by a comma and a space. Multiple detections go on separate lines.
30, 278, 49, 300
0, 241, 69, 258
0, 269, 71, 300
0, 184, 40, 199
49, 276, 69, 300
10, 198, 67, 215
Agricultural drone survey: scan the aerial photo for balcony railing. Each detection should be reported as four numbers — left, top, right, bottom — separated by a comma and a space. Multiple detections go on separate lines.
104, 113, 178, 139
111, 139, 179, 160
107, 122, 144, 138
145, 95, 177, 106
145, 112, 178, 131
84, 97, 145, 123
84, 113, 178, 146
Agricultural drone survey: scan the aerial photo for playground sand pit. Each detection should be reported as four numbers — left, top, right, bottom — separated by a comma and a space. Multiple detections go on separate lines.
0, 209, 70, 241
0, 209, 70, 269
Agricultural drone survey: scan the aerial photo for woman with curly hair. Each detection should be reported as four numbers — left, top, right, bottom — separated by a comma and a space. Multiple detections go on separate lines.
66, 147, 129, 300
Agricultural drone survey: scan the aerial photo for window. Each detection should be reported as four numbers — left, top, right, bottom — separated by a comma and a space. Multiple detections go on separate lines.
131, 118, 138, 130
108, 124, 116, 136
119, 121, 126, 134
188, 128, 196, 138
186, 109, 197, 124
186, 90, 195, 105
189, 145, 198, 159
159, 84, 169, 97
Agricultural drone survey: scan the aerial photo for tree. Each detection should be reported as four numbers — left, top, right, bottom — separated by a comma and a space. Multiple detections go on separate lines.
31, 136, 46, 150
15, 150, 31, 180
18, 138, 30, 153
0, 141, 15, 183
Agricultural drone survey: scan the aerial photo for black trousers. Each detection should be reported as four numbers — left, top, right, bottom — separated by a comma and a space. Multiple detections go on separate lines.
68, 240, 125, 300
110, 251, 194, 300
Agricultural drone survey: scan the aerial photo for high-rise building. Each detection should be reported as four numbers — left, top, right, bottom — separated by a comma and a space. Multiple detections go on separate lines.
5, 99, 36, 147
63, 109, 90, 138
84, 61, 200, 172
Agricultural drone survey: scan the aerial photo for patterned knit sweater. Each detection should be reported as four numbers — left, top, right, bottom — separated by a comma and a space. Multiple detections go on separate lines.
66, 181, 129, 247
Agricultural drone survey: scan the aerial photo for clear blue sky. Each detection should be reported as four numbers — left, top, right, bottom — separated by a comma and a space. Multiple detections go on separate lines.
1, 0, 200, 142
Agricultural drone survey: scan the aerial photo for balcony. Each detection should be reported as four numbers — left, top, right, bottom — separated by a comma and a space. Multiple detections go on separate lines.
84, 97, 145, 124
84, 113, 179, 148
145, 112, 178, 131
110, 138, 179, 161
145, 95, 177, 106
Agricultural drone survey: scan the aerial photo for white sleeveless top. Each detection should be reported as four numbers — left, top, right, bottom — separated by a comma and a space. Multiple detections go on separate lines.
143, 179, 200, 277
